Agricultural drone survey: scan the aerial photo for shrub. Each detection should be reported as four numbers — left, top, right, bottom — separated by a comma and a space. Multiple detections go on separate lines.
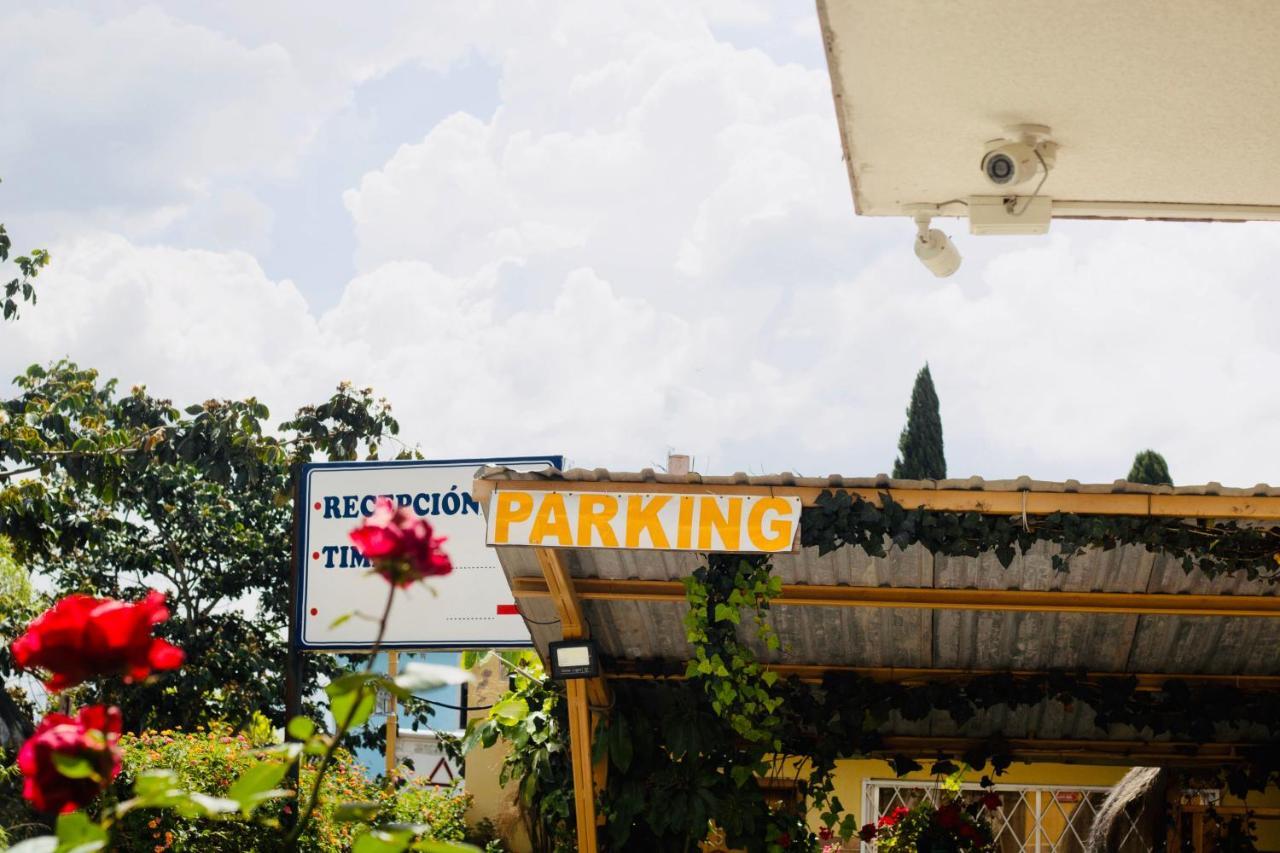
110, 721, 471, 852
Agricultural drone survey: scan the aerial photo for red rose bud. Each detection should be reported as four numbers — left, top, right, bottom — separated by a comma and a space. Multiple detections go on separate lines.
981, 792, 1002, 810
349, 497, 453, 588
18, 706, 123, 814
12, 591, 184, 690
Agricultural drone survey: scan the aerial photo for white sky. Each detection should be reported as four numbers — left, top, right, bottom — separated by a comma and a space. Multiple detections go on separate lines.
3, 1, 1279, 486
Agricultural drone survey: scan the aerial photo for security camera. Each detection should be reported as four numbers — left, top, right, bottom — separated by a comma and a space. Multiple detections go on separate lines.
980, 124, 1056, 188
912, 214, 960, 278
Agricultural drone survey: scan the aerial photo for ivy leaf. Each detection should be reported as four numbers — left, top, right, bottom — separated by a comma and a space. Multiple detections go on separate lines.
890, 755, 923, 776
608, 714, 633, 772
930, 759, 959, 777
492, 698, 529, 722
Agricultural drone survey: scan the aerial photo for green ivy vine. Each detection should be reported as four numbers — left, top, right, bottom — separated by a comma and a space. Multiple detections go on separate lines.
803, 489, 1280, 580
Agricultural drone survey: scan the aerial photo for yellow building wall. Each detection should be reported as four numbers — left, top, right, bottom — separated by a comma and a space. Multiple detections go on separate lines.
463, 656, 532, 853
823, 758, 1280, 851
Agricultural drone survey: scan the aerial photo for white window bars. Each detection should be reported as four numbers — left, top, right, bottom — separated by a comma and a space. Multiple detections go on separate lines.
860, 780, 1152, 853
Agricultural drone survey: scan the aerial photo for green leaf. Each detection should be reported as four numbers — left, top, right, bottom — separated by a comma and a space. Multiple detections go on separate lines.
287, 716, 316, 740
329, 612, 354, 629
327, 676, 379, 729
54, 812, 108, 852
713, 603, 740, 624
492, 697, 529, 722
227, 760, 291, 813
51, 753, 98, 781
412, 841, 483, 852
180, 792, 242, 817
353, 829, 413, 853
336, 801, 383, 822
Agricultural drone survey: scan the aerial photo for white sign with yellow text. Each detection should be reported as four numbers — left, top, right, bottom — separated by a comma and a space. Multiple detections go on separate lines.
486, 490, 801, 553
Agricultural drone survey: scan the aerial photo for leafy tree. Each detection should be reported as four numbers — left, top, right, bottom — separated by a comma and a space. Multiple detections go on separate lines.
0, 535, 40, 752
1127, 449, 1173, 486
1, 178, 49, 322
0, 361, 416, 733
892, 364, 946, 480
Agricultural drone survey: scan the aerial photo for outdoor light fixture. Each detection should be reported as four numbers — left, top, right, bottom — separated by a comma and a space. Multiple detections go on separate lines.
905, 205, 961, 278
548, 639, 600, 680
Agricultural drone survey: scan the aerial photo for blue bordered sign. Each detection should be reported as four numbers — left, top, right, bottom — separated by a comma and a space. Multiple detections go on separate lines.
293, 456, 562, 650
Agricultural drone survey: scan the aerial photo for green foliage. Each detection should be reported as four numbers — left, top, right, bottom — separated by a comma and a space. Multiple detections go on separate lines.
0, 536, 40, 753
892, 364, 946, 481
102, 722, 473, 852
461, 658, 575, 853
803, 488, 1280, 579
1128, 449, 1173, 486
0, 363, 410, 733
0, 180, 49, 323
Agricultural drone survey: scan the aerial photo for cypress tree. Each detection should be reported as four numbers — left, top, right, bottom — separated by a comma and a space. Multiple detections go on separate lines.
1127, 450, 1172, 486
892, 364, 946, 480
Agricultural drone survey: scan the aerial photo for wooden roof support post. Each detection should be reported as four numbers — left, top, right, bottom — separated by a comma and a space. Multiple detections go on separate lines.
535, 548, 608, 851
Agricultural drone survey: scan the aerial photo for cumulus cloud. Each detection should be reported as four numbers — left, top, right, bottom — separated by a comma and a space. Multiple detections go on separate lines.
0, 7, 322, 211
5, 1, 1280, 488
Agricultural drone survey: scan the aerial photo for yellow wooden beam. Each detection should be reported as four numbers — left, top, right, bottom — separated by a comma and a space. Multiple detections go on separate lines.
604, 661, 1280, 691
533, 549, 608, 844
511, 575, 1280, 618
536, 547, 587, 637
475, 479, 1280, 520
565, 678, 599, 853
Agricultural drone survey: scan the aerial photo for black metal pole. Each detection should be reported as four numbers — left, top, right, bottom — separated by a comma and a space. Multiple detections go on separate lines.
282, 462, 305, 830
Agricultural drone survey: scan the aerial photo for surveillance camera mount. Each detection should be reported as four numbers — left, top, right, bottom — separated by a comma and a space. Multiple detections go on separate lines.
903, 203, 941, 237
993, 124, 1058, 170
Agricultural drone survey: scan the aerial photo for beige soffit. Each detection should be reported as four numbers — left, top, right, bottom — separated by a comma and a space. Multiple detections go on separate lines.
817, 0, 1280, 222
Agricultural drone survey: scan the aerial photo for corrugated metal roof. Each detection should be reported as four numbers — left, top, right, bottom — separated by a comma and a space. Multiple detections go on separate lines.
487, 467, 1280, 743
479, 466, 1280, 496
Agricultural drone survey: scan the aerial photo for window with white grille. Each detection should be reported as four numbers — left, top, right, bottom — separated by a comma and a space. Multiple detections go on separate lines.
860, 781, 1152, 853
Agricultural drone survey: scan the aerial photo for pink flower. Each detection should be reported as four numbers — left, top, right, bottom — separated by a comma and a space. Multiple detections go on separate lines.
18, 706, 123, 814
349, 497, 453, 588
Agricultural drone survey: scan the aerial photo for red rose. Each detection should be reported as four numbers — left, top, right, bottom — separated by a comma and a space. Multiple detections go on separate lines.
959, 823, 978, 840
12, 591, 184, 690
350, 497, 453, 588
859, 823, 878, 843
18, 706, 122, 814
980, 792, 1002, 811
937, 802, 962, 829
